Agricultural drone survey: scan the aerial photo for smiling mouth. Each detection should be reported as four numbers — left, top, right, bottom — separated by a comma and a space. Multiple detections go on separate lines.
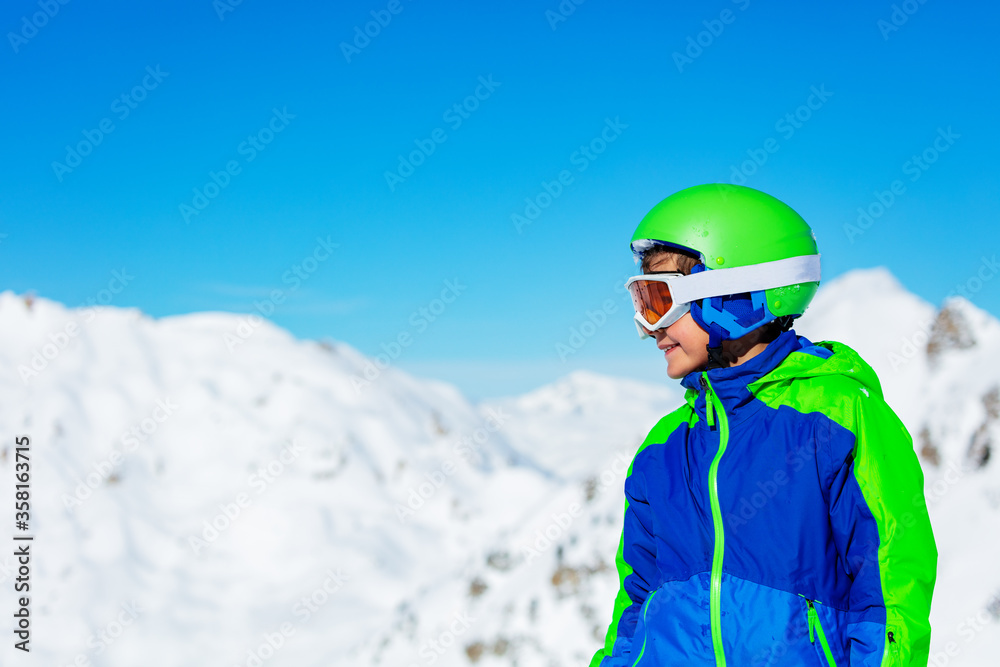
660, 343, 680, 355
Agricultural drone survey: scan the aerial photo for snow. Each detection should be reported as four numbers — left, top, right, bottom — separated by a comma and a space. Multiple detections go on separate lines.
0, 267, 997, 666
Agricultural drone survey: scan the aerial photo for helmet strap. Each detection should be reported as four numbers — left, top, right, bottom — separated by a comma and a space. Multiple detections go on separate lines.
706, 343, 726, 370
690, 282, 728, 371
704, 323, 727, 370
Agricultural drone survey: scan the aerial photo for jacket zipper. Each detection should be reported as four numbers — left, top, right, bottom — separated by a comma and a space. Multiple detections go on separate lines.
630, 590, 659, 667
701, 373, 729, 667
804, 598, 838, 667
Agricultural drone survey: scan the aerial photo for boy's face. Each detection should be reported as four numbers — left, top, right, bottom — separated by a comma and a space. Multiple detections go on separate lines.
644, 254, 710, 379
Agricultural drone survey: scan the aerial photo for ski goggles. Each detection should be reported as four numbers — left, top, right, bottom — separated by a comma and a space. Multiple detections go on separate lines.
625, 272, 689, 338
625, 254, 823, 339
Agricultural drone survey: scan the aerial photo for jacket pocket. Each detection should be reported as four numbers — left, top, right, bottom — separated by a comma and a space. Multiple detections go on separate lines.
803, 598, 839, 667
630, 590, 659, 667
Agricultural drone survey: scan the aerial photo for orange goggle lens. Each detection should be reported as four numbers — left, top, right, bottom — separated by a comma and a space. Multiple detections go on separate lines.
627, 279, 675, 325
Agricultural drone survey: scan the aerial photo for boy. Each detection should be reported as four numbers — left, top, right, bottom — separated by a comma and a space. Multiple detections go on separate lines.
591, 184, 936, 666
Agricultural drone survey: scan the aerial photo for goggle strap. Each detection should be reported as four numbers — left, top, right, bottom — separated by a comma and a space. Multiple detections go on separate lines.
669, 254, 821, 304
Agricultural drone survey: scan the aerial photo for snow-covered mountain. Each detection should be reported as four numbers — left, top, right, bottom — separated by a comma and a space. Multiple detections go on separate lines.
0, 267, 997, 666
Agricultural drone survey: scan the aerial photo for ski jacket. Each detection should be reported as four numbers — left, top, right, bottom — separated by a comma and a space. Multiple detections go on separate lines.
591, 331, 937, 667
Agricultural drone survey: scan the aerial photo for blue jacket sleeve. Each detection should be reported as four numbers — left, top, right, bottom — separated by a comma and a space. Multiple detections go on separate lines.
591, 451, 659, 666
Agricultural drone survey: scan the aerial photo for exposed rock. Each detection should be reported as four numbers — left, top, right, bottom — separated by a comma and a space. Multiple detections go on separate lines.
966, 386, 1000, 469
465, 641, 485, 663
968, 424, 992, 469
465, 636, 516, 663
984, 386, 1000, 421
918, 426, 940, 467
988, 592, 1000, 621
551, 558, 610, 598
469, 577, 488, 598
486, 550, 514, 572
927, 303, 977, 365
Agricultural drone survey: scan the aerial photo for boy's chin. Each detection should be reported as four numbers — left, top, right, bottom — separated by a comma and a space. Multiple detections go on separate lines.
665, 362, 697, 380
664, 357, 709, 380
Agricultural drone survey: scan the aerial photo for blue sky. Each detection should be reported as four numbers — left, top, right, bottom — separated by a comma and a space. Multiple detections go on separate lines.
2, 0, 998, 399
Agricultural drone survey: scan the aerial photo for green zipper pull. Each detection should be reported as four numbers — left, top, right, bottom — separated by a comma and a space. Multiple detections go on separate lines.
806, 600, 818, 643
701, 373, 716, 427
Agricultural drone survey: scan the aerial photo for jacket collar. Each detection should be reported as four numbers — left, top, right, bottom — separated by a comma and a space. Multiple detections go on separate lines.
680, 330, 806, 425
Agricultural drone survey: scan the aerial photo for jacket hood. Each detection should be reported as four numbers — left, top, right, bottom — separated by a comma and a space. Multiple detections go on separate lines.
749, 339, 885, 400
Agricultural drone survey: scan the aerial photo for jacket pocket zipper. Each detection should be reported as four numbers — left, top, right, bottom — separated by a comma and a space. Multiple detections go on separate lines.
885, 625, 901, 666
631, 590, 659, 667
804, 598, 838, 667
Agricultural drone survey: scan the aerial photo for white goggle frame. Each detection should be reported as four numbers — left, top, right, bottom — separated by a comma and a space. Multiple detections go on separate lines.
624, 272, 689, 339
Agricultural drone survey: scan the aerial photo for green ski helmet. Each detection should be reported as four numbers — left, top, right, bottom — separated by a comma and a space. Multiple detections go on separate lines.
630, 183, 821, 347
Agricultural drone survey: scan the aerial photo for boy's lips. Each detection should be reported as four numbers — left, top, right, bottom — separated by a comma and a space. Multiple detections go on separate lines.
659, 343, 680, 356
